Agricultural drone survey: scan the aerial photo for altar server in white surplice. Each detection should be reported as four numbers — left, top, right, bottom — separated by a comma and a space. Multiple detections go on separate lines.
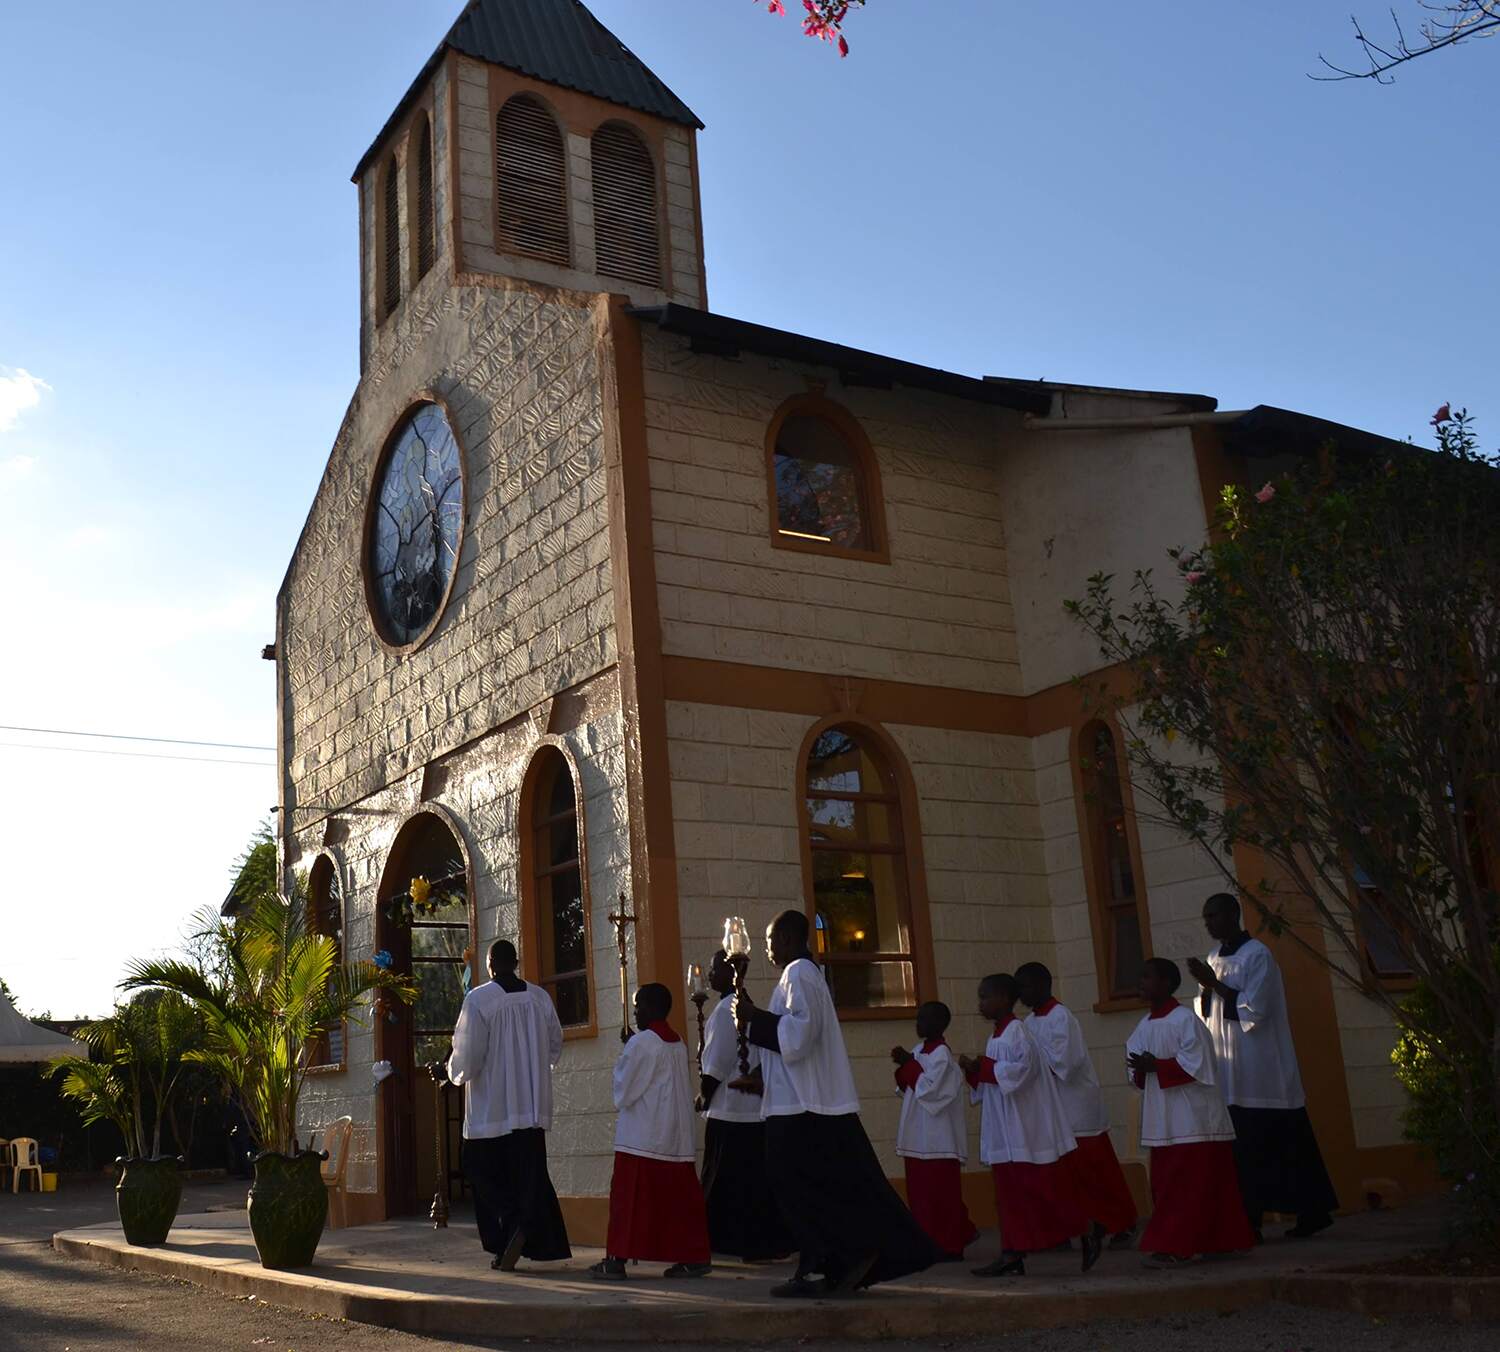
1015, 962, 1137, 1240
891, 1000, 977, 1259
1126, 957, 1255, 1266
1186, 892, 1339, 1240
960, 973, 1096, 1278
445, 940, 570, 1271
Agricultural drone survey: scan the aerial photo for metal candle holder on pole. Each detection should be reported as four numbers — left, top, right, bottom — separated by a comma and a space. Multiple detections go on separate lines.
427, 1061, 449, 1229
722, 916, 752, 1079
607, 895, 636, 1043
686, 962, 710, 1069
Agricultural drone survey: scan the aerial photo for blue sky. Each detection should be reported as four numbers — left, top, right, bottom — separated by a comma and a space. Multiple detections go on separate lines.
2, 1, 1494, 1017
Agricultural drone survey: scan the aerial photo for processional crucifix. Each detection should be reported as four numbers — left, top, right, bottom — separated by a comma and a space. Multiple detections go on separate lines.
607, 895, 636, 1043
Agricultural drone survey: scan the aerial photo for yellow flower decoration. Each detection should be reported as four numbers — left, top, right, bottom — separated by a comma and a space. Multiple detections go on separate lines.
409, 876, 431, 909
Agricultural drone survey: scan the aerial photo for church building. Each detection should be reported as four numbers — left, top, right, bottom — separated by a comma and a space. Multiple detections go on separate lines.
275, 0, 1429, 1235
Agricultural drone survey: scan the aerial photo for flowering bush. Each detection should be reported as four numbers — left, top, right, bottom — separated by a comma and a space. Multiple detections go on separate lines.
758, 0, 863, 56
1068, 408, 1500, 1241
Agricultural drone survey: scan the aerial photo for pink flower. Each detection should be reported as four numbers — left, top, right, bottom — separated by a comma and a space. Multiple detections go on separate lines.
1431, 402, 1451, 426
766, 0, 785, 13
1254, 482, 1275, 504
1185, 571, 1204, 584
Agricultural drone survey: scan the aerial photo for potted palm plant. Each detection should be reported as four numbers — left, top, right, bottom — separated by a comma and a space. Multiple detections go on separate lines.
123, 890, 415, 1269
51, 991, 198, 1245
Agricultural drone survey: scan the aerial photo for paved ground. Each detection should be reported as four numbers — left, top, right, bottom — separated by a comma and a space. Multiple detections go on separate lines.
10, 1181, 1498, 1350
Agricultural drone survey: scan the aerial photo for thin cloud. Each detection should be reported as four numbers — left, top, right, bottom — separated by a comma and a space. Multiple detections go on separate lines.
0, 367, 51, 432
0, 453, 38, 481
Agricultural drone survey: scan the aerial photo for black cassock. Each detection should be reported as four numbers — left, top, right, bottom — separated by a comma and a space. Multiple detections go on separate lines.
763, 1111, 939, 1287
1227, 1105, 1339, 1229
462, 1127, 571, 1261
701, 1116, 793, 1261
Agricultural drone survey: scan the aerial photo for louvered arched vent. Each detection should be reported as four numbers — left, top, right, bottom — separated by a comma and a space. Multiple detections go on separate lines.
496, 95, 570, 267
414, 117, 435, 282
381, 153, 401, 319
591, 124, 661, 289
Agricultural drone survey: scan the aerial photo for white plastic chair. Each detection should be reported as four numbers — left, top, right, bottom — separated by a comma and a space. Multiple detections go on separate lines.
319, 1117, 354, 1228
10, 1137, 42, 1193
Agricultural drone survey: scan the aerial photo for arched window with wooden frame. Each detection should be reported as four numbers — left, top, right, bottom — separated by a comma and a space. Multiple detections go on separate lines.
765, 395, 889, 563
495, 94, 570, 267
379, 151, 402, 320
1075, 718, 1153, 1005
591, 121, 661, 288
305, 853, 345, 1071
409, 112, 436, 284
518, 745, 594, 1033
798, 720, 934, 1015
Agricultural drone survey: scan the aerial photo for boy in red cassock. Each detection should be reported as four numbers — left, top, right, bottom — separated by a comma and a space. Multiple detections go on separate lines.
591, 983, 712, 1280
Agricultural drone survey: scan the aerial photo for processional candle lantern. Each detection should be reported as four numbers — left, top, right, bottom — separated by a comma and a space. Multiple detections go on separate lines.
722, 916, 752, 1077
687, 961, 710, 1068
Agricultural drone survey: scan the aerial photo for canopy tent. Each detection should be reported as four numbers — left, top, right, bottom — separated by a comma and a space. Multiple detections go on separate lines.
0, 987, 85, 1063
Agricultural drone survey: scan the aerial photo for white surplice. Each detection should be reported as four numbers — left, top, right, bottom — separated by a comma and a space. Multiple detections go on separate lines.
701, 994, 764, 1124
971, 1018, 1078, 1166
759, 957, 860, 1118
1125, 1002, 1236, 1147
612, 1026, 697, 1162
446, 980, 563, 1140
1202, 937, 1305, 1110
894, 1040, 968, 1162
1024, 1000, 1110, 1138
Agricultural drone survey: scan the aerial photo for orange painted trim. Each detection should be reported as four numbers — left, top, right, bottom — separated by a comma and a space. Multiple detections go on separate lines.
515, 738, 600, 1043
764, 393, 891, 565
793, 714, 938, 1019
358, 392, 471, 658
595, 296, 687, 1034
1070, 712, 1155, 1008
660, 653, 1142, 740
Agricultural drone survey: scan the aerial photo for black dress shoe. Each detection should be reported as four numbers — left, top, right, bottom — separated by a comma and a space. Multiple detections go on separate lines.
824, 1252, 878, 1297
770, 1275, 822, 1298
971, 1254, 1025, 1277
1081, 1221, 1106, 1273
1285, 1214, 1333, 1239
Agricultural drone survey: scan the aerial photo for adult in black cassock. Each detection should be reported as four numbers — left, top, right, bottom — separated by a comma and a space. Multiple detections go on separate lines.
735, 910, 939, 1297
696, 949, 792, 1262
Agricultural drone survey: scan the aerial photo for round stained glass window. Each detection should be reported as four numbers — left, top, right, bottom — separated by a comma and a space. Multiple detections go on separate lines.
368, 403, 464, 646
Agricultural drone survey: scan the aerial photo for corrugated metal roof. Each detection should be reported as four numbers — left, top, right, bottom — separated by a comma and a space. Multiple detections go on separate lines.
353, 0, 700, 181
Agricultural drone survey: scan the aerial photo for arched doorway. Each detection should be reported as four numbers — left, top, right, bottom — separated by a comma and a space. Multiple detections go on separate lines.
375, 809, 473, 1216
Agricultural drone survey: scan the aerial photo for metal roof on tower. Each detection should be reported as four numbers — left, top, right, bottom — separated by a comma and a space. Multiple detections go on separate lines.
353, 0, 702, 180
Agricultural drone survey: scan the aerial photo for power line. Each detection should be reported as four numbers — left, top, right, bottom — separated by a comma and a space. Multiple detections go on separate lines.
0, 723, 273, 752
1, 742, 273, 769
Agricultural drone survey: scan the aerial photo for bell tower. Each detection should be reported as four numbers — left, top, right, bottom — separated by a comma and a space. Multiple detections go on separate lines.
352, 0, 706, 369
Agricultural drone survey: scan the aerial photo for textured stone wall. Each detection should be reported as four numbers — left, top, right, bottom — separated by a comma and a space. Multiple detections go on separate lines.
292, 677, 631, 1200
281, 282, 613, 818
643, 332, 1021, 694
281, 273, 627, 1201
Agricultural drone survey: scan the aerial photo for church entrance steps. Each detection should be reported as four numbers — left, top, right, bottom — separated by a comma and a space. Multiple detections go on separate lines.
52, 1201, 1472, 1341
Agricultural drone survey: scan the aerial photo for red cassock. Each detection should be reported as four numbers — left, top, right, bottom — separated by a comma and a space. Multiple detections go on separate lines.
1139, 1141, 1256, 1258
606, 1152, 711, 1264
1066, 1132, 1138, 1234
991, 1160, 1088, 1253
902, 1157, 979, 1257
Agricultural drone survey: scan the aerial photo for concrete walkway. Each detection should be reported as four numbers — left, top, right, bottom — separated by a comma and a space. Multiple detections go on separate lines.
54, 1201, 1462, 1342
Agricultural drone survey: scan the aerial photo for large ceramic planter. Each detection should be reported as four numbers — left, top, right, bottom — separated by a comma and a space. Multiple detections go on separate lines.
115, 1156, 182, 1246
247, 1149, 328, 1270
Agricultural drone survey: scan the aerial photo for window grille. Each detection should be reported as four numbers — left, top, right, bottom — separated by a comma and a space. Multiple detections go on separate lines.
495, 95, 570, 267
381, 154, 401, 318
415, 119, 435, 281
591, 123, 661, 288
